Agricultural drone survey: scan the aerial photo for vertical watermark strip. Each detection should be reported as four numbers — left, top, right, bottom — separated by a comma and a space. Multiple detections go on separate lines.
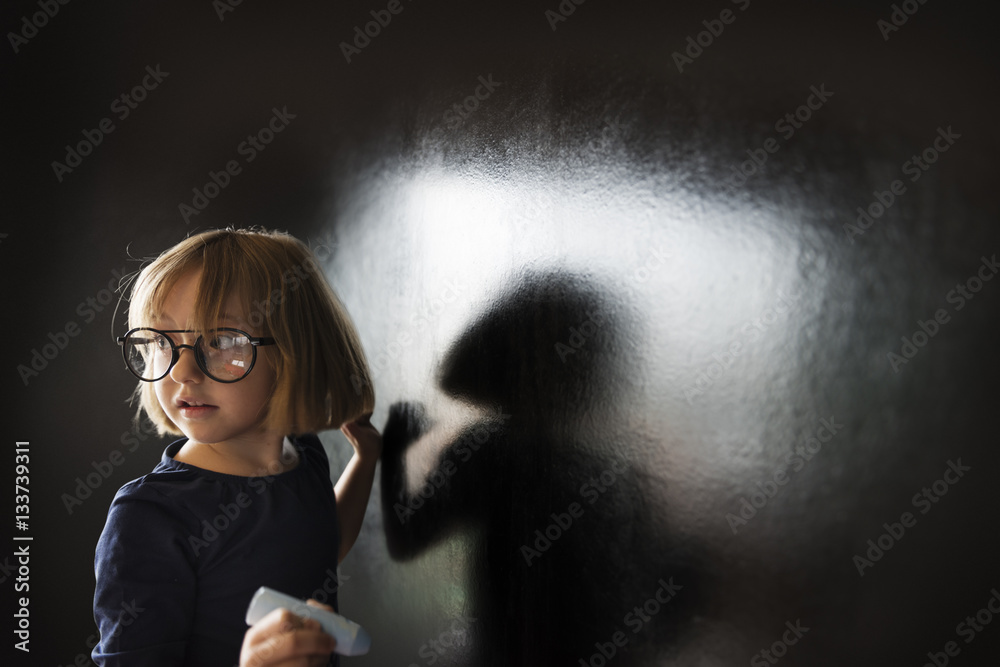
13, 440, 32, 653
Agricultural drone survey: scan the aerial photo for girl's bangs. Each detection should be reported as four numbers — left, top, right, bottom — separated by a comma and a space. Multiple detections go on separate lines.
128, 241, 242, 337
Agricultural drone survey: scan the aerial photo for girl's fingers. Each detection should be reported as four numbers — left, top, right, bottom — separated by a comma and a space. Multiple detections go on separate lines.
341, 417, 377, 440
305, 598, 335, 613
244, 608, 294, 644
242, 631, 335, 667
340, 417, 383, 457
241, 608, 337, 667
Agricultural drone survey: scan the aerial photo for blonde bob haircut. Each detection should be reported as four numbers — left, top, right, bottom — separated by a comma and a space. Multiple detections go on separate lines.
125, 227, 374, 436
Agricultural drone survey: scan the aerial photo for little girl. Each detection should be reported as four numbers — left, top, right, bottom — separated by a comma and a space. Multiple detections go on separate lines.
93, 228, 381, 667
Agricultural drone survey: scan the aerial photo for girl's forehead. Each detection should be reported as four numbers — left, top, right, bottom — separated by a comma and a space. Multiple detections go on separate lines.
148, 310, 248, 327
151, 269, 251, 327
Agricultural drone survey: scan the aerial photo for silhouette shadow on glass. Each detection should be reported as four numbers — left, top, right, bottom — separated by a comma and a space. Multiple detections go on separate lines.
381, 271, 704, 666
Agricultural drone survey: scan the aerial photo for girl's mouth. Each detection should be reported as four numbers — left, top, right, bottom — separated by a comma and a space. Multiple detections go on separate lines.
176, 398, 217, 417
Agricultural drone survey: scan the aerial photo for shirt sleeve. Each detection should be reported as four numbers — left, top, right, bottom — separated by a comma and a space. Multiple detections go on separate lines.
92, 482, 198, 666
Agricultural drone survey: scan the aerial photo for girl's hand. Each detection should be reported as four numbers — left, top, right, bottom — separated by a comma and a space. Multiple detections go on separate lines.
340, 413, 383, 462
240, 601, 337, 667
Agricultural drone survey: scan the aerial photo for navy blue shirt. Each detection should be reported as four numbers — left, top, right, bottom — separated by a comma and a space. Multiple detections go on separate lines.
93, 434, 340, 667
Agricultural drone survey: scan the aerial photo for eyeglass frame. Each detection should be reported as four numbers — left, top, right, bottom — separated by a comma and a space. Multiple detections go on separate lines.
116, 327, 277, 383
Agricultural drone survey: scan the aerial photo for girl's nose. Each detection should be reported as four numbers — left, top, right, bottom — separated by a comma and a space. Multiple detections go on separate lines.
169, 346, 204, 383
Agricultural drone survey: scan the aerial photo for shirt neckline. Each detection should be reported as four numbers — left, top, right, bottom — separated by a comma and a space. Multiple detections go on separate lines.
158, 436, 309, 482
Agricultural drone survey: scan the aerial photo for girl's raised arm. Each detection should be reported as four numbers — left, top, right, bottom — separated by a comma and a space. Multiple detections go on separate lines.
334, 413, 383, 561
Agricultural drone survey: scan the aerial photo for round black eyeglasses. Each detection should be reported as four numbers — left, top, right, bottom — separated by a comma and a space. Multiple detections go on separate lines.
116, 328, 277, 383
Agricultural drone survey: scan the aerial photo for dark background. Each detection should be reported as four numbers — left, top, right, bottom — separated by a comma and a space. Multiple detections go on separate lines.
3, 0, 999, 665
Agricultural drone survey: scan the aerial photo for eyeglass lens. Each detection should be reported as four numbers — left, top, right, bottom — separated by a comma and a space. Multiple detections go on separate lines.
124, 330, 254, 381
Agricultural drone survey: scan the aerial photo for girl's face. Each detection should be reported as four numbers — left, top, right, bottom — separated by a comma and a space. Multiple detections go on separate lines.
151, 269, 279, 449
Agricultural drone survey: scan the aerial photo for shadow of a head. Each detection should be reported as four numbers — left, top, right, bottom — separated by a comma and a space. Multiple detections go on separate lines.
436, 269, 626, 422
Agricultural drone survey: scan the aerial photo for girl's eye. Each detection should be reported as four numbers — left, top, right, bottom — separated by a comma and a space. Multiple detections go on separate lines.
208, 333, 241, 351
153, 334, 171, 350
208, 334, 233, 350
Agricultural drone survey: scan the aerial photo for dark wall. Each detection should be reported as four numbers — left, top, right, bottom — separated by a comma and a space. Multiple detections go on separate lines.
4, 1, 999, 665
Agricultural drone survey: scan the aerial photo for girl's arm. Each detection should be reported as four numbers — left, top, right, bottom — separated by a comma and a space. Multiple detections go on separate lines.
334, 413, 383, 562
93, 489, 197, 666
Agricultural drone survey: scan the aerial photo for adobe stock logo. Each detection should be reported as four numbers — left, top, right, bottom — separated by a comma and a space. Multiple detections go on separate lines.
554, 310, 607, 363
406, 614, 476, 667
578, 577, 683, 667
392, 414, 510, 524
921, 587, 1000, 667
886, 253, 996, 373
727, 84, 834, 188
178, 106, 296, 223
17, 264, 133, 387
671, 0, 752, 73
443, 74, 503, 129
339, 0, 415, 64
750, 619, 809, 666
725, 416, 842, 534
684, 289, 802, 404
521, 460, 630, 566
877, 0, 930, 41
843, 126, 960, 243
51, 65, 170, 183
544, 0, 587, 31
351, 277, 465, 397
213, 0, 245, 21
7, 0, 74, 54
